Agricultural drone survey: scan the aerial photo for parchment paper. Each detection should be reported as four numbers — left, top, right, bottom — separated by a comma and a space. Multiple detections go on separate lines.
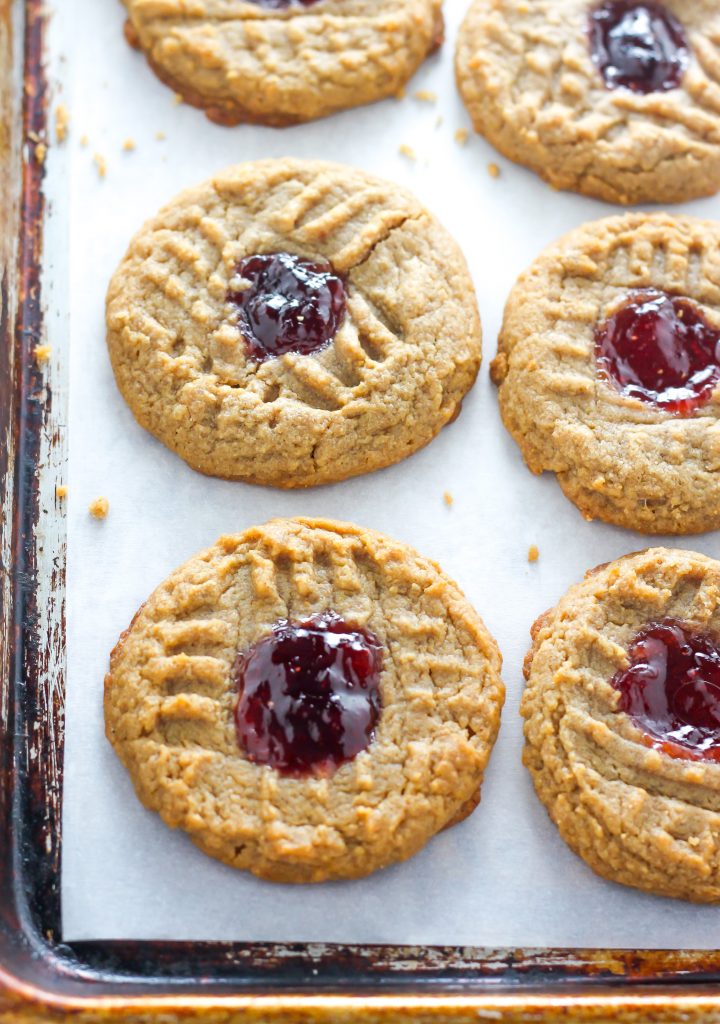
59, 0, 720, 946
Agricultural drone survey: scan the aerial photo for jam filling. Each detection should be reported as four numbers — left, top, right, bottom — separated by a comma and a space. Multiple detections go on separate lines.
228, 252, 346, 362
234, 611, 383, 775
611, 619, 720, 761
244, 0, 322, 8
589, 1, 690, 93
595, 289, 720, 414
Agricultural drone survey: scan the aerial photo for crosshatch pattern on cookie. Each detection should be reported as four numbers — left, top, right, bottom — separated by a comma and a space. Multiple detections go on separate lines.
492, 214, 720, 534
123, 0, 443, 126
105, 519, 505, 882
522, 548, 720, 903
455, 0, 720, 204
106, 159, 482, 486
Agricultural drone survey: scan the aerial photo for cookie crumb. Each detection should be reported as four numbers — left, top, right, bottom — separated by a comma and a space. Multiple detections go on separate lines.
89, 497, 109, 520
173, 92, 184, 105
56, 485, 68, 500
413, 89, 437, 103
34, 344, 51, 363
122, 138, 136, 152
34, 141, 47, 165
528, 545, 540, 563
443, 491, 454, 507
94, 153, 107, 178
398, 143, 416, 161
454, 128, 469, 146
80, 133, 89, 147
488, 162, 501, 178
155, 130, 166, 141
55, 103, 69, 143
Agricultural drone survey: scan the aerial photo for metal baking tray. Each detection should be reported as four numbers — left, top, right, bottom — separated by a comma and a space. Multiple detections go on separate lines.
2, 0, 720, 1019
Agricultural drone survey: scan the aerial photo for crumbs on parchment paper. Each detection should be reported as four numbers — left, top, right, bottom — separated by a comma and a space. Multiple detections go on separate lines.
413, 89, 437, 103
488, 162, 501, 178
55, 103, 70, 143
123, 138, 136, 152
528, 545, 540, 563
398, 143, 416, 161
56, 485, 68, 500
89, 497, 109, 520
443, 491, 454, 507
34, 344, 51, 363
94, 153, 107, 178
454, 128, 469, 146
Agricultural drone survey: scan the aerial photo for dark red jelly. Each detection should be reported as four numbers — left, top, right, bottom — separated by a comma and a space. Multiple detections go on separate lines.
589, 1, 689, 93
611, 619, 720, 761
234, 611, 383, 775
228, 252, 346, 362
595, 289, 720, 415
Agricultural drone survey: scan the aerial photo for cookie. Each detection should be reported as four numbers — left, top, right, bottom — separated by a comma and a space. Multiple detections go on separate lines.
455, 0, 720, 204
491, 212, 720, 535
106, 158, 482, 488
522, 547, 720, 903
104, 518, 505, 882
122, 0, 443, 127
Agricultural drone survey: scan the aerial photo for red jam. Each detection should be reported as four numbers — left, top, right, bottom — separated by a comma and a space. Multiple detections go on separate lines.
589, 1, 689, 93
234, 612, 383, 775
228, 252, 346, 363
595, 289, 720, 415
611, 619, 720, 761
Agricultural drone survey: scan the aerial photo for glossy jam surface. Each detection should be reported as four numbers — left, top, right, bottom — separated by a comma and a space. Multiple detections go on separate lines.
244, 0, 321, 8
589, 1, 689, 93
611, 619, 720, 761
234, 612, 383, 775
595, 289, 720, 414
229, 252, 346, 362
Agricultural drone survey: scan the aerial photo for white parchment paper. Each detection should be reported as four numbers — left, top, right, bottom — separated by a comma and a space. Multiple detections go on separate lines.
59, 0, 720, 946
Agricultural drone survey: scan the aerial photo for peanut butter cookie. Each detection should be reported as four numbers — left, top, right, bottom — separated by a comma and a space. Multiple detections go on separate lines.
491, 213, 720, 535
106, 158, 482, 488
123, 0, 443, 126
455, 0, 720, 204
104, 518, 505, 882
522, 547, 720, 903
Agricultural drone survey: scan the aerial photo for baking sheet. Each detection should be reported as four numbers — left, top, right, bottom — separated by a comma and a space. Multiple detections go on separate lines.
57, 0, 720, 946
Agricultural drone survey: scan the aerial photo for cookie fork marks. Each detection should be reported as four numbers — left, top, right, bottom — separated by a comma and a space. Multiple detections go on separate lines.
106, 159, 482, 487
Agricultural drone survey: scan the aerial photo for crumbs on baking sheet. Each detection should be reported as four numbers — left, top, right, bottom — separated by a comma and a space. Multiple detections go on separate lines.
89, 497, 109, 520
122, 138, 136, 152
443, 491, 454, 507
398, 143, 416, 161
155, 130, 166, 141
488, 162, 501, 178
173, 93, 184, 105
34, 344, 51, 363
528, 545, 540, 563
454, 128, 469, 146
55, 103, 70, 143
413, 89, 437, 103
56, 485, 68, 500
94, 153, 107, 178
